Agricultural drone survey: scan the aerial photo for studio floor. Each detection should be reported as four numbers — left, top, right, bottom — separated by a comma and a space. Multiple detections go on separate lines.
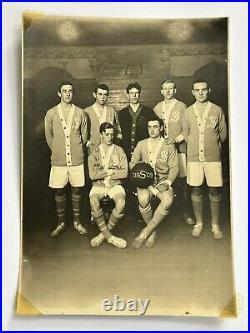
18, 188, 236, 317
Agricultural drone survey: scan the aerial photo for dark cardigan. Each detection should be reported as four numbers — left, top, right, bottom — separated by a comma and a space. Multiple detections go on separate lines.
118, 104, 155, 161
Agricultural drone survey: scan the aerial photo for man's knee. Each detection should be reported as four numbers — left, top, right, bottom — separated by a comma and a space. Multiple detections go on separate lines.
137, 189, 151, 208
113, 196, 126, 213
208, 187, 221, 201
71, 186, 82, 196
191, 186, 203, 202
55, 188, 66, 200
90, 195, 101, 211
160, 191, 173, 210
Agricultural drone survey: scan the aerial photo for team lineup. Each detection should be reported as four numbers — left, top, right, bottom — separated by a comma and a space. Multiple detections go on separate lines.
44, 79, 227, 248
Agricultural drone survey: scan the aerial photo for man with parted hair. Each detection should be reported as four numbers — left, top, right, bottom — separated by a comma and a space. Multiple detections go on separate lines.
45, 81, 88, 237
183, 79, 227, 239
118, 82, 155, 162
88, 122, 128, 248
154, 79, 194, 225
84, 84, 122, 149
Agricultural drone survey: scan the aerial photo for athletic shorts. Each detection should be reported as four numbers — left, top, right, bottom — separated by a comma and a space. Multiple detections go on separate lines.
89, 185, 125, 199
49, 164, 85, 188
187, 162, 223, 187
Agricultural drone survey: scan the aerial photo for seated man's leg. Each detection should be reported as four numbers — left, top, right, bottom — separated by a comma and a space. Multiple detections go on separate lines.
191, 186, 204, 237
133, 188, 173, 248
71, 186, 87, 235
208, 186, 223, 239
107, 189, 127, 248
90, 193, 112, 240
137, 188, 153, 223
137, 188, 157, 248
51, 187, 66, 237
91, 186, 127, 248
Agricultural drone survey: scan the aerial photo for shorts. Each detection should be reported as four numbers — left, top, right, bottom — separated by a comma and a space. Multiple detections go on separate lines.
177, 153, 187, 178
89, 185, 126, 200
187, 162, 223, 187
49, 164, 85, 188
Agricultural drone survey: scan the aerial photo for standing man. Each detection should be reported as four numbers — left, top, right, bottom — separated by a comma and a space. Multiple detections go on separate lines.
183, 79, 227, 239
154, 79, 194, 225
45, 82, 88, 237
118, 82, 155, 162
84, 84, 122, 148
88, 122, 128, 248
130, 116, 178, 248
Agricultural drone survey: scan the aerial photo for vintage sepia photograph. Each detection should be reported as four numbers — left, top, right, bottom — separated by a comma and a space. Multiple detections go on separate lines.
18, 11, 236, 317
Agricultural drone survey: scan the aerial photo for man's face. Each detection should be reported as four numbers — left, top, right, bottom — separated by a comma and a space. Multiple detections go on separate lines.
192, 82, 210, 103
93, 88, 108, 106
127, 88, 140, 105
161, 82, 176, 100
148, 120, 162, 138
101, 128, 114, 146
58, 85, 73, 104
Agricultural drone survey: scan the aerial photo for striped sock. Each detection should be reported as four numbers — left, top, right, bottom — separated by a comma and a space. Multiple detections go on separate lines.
55, 193, 66, 225
72, 192, 81, 224
93, 209, 112, 240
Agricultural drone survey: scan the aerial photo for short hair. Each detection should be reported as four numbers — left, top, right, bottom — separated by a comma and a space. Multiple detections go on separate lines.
99, 122, 114, 134
192, 79, 210, 90
94, 84, 109, 94
148, 114, 164, 128
126, 82, 142, 94
161, 79, 176, 89
57, 81, 74, 93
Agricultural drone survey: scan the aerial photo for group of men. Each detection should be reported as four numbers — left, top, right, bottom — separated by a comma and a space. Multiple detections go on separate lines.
44, 78, 227, 249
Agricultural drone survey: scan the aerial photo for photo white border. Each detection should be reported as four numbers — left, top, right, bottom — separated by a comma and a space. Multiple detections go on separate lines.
2, 2, 248, 331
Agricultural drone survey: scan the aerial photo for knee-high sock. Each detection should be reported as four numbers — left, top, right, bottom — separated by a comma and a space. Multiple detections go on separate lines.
55, 193, 66, 224
191, 194, 203, 225
72, 192, 81, 224
92, 209, 112, 240
209, 194, 221, 226
144, 204, 169, 236
179, 178, 192, 217
139, 204, 153, 225
107, 209, 124, 230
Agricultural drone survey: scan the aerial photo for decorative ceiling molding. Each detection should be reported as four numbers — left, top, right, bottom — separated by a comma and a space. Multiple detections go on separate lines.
24, 43, 227, 59
24, 46, 96, 58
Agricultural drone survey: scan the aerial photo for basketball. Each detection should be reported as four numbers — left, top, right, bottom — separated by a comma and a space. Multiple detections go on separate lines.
130, 162, 155, 188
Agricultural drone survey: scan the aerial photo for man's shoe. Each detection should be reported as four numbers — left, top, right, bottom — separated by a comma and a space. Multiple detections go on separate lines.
73, 222, 87, 235
212, 224, 223, 240
133, 228, 148, 249
50, 222, 66, 237
145, 231, 157, 248
91, 233, 105, 247
183, 214, 195, 225
192, 224, 203, 237
108, 235, 127, 248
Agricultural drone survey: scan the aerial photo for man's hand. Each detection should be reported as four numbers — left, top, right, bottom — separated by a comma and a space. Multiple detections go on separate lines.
155, 180, 169, 193
107, 169, 115, 176
164, 138, 175, 145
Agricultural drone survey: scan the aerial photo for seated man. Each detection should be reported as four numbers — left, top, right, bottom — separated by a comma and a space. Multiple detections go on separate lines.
88, 122, 128, 248
130, 115, 178, 248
